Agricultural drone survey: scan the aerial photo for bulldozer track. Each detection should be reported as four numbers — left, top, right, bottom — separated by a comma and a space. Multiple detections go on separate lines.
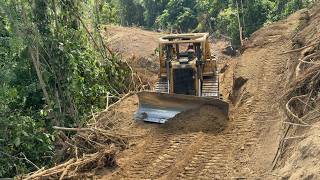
155, 73, 220, 98
202, 77, 219, 98
155, 78, 168, 93
116, 109, 259, 179
122, 133, 174, 178
176, 134, 232, 179
122, 133, 200, 179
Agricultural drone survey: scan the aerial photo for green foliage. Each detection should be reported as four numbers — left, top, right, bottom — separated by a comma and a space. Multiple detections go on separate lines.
195, 0, 227, 32
241, 0, 275, 36
106, 0, 314, 45
216, 7, 239, 46
0, 0, 314, 177
0, 12, 53, 177
0, 0, 130, 177
115, 0, 145, 26
99, 1, 118, 24
270, 0, 313, 21
156, 0, 198, 32
142, 0, 168, 28
0, 114, 54, 177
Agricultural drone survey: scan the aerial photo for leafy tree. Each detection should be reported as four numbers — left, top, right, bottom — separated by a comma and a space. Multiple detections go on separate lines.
99, 0, 118, 24
116, 0, 145, 26
195, 0, 227, 32
0, 3, 54, 176
157, 0, 198, 32
271, 0, 312, 21
216, 6, 239, 45
0, 0, 130, 177
142, 0, 168, 28
241, 0, 275, 36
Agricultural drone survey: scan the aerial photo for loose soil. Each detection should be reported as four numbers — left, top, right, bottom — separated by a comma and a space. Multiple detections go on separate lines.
162, 105, 228, 134
104, 25, 162, 86
96, 7, 319, 179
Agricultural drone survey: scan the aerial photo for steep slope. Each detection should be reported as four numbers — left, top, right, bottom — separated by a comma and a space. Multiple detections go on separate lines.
97, 9, 311, 179
103, 25, 162, 87
273, 5, 320, 179
230, 11, 303, 177
105, 25, 162, 59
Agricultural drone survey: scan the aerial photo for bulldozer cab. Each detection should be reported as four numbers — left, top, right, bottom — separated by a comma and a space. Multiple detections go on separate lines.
158, 33, 217, 97
135, 33, 228, 123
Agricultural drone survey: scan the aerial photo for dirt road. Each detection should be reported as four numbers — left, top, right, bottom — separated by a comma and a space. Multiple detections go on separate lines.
99, 11, 303, 179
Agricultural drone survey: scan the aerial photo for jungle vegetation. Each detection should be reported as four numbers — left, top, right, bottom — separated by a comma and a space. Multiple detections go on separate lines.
0, 0, 315, 177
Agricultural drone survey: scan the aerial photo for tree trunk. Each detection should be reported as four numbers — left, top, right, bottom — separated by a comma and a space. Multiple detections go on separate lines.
29, 46, 50, 106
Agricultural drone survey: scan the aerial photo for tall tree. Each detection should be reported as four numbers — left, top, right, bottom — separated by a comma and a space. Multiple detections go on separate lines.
157, 0, 198, 32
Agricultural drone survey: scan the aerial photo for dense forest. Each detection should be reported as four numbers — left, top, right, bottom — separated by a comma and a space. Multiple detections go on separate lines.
105, 0, 314, 45
0, 0, 315, 178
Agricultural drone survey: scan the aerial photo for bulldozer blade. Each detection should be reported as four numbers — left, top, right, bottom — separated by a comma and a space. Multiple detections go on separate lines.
135, 91, 229, 123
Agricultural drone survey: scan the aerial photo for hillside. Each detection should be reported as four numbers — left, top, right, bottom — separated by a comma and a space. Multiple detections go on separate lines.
24, 5, 316, 179
18, 4, 320, 180
104, 25, 163, 87
79, 5, 320, 179
2, 1, 318, 179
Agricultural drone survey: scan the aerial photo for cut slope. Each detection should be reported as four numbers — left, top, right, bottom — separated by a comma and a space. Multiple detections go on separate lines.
104, 25, 162, 59
272, 4, 320, 179
103, 25, 162, 87
97, 9, 310, 178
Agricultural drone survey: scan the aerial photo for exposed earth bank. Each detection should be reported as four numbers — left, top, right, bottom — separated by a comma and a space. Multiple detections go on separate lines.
97, 6, 320, 178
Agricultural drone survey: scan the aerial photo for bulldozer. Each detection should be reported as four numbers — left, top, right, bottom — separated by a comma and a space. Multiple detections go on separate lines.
135, 33, 229, 123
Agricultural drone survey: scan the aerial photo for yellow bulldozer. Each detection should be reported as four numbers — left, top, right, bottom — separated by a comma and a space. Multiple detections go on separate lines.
135, 33, 229, 123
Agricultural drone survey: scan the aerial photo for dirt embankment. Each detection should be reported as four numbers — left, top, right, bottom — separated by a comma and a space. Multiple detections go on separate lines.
105, 25, 161, 59
229, 10, 303, 177
103, 25, 162, 86
95, 7, 320, 178
272, 5, 320, 179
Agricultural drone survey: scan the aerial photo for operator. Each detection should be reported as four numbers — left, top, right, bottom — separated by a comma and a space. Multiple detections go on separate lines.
187, 44, 195, 61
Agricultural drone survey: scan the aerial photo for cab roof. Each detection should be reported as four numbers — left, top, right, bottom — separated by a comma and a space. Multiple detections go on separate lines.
159, 33, 209, 44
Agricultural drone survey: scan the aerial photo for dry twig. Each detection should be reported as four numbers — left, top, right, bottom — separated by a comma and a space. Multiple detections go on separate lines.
285, 94, 309, 124
279, 40, 319, 55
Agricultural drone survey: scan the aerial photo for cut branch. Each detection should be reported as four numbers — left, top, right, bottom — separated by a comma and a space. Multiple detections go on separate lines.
285, 94, 309, 125
279, 40, 319, 55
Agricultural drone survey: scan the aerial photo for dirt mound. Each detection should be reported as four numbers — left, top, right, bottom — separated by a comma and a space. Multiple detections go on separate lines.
161, 105, 228, 134
103, 25, 162, 87
104, 25, 162, 59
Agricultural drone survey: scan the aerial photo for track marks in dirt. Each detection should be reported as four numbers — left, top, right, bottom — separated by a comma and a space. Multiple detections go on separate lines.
148, 133, 201, 178
121, 133, 202, 179
115, 125, 256, 179
121, 133, 174, 178
176, 134, 232, 179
